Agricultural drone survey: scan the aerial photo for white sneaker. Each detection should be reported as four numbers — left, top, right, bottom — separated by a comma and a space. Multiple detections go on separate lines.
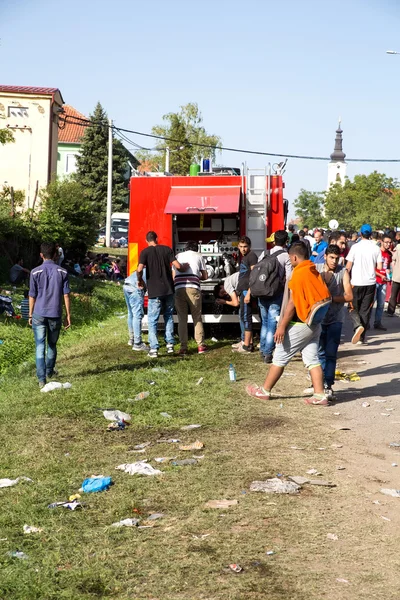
132, 342, 149, 352
231, 341, 243, 349
324, 387, 335, 400
303, 386, 314, 396
166, 344, 174, 355
128, 339, 133, 346
148, 349, 158, 358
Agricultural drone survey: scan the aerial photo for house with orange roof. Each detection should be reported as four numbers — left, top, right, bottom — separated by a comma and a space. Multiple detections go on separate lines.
0, 85, 64, 209
57, 105, 86, 177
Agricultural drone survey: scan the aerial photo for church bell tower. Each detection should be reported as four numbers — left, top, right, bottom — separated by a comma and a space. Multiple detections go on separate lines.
327, 119, 347, 189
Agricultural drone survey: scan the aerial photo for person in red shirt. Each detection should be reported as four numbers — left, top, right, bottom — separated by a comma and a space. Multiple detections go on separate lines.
374, 235, 393, 330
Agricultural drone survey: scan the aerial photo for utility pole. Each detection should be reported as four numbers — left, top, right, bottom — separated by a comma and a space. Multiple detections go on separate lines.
105, 118, 113, 248
165, 147, 170, 173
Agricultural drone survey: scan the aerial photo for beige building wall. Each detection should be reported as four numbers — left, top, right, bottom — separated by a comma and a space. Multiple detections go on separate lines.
0, 90, 63, 209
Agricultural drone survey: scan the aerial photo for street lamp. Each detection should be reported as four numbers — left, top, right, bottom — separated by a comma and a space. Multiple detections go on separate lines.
165, 146, 185, 172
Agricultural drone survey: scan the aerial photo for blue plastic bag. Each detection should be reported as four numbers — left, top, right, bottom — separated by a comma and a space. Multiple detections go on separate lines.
82, 476, 112, 493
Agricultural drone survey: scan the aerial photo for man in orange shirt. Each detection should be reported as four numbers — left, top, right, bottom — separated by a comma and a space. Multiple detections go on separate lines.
246, 242, 331, 406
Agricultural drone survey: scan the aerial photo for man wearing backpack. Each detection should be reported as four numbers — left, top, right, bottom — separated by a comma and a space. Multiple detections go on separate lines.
254, 230, 292, 364
246, 242, 331, 406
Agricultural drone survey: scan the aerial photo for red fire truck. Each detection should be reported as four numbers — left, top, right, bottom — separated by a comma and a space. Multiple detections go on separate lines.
128, 163, 287, 323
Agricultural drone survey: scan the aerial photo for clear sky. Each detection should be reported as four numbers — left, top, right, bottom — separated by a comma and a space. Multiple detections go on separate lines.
2, 0, 400, 216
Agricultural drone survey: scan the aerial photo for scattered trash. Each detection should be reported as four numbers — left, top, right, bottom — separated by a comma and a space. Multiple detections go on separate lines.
266, 550, 275, 556
229, 364, 237, 382
69, 494, 81, 501
196, 377, 204, 385
40, 381, 72, 393
111, 518, 140, 528
331, 443, 343, 449
331, 426, 351, 431
7, 551, 28, 560
337, 466, 346, 470
0, 476, 32, 488
386, 408, 395, 412
103, 410, 131, 423
336, 578, 350, 584
279, 403, 284, 409
361, 402, 370, 408
129, 391, 150, 402
327, 533, 338, 541
133, 442, 152, 450
82, 476, 112, 493
389, 442, 400, 447
154, 457, 175, 463
48, 500, 82, 510
333, 412, 341, 416
23, 525, 43, 534
192, 533, 210, 540
160, 412, 172, 418
392, 463, 398, 467
250, 478, 301, 494
179, 440, 204, 451
107, 421, 126, 431
374, 399, 387, 403
381, 413, 391, 417
308, 480, 336, 487
288, 475, 309, 485
172, 458, 197, 466
116, 462, 162, 476
211, 337, 218, 342
381, 515, 391, 521
147, 513, 164, 520
380, 489, 400, 498
289, 446, 304, 450
152, 367, 168, 374
181, 424, 202, 431
130, 448, 146, 453
205, 499, 238, 509
306, 469, 319, 475
147, 381, 156, 386
157, 438, 180, 444
372, 500, 381, 505
335, 370, 360, 382
317, 447, 326, 450
228, 563, 243, 573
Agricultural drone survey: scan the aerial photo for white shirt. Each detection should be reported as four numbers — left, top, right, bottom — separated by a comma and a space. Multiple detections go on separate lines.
347, 239, 381, 286
305, 235, 314, 246
173, 250, 206, 290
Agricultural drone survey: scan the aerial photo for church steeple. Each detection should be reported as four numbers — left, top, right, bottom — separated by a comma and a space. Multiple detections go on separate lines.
330, 118, 346, 162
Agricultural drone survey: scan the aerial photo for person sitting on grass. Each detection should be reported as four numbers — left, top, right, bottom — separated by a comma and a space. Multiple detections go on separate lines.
246, 242, 331, 406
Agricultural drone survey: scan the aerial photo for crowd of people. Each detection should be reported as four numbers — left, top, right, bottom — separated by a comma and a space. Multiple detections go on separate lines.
7, 225, 400, 400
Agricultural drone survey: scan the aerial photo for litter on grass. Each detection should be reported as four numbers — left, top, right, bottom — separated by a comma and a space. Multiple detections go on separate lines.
392, 463, 398, 467
192, 533, 210, 540
103, 410, 131, 422
306, 469, 319, 475
266, 550, 275, 555
228, 564, 243, 573
40, 381, 72, 393
381, 515, 391, 521
205, 499, 238, 509
133, 442, 152, 450
389, 442, 400, 447
23, 525, 43, 534
327, 533, 338, 541
147, 513, 164, 520
289, 446, 305, 450
111, 518, 140, 528
181, 424, 202, 431
337, 466, 346, 470
380, 488, 400, 498
196, 377, 204, 385
381, 413, 391, 417
48, 500, 82, 510
172, 458, 197, 466
160, 412, 172, 418
211, 337, 218, 342
0, 476, 32, 488
157, 438, 180, 444
336, 578, 350, 584
116, 462, 162, 476
129, 391, 150, 402
107, 421, 126, 431
179, 440, 204, 451
152, 367, 169, 374
154, 457, 175, 463
335, 370, 360, 382
250, 478, 300, 494
288, 475, 309, 485
82, 476, 112, 493
7, 551, 28, 560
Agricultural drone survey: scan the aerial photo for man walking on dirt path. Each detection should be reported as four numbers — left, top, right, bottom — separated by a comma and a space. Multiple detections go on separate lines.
29, 242, 71, 389
246, 242, 331, 406
137, 231, 187, 358
346, 224, 382, 344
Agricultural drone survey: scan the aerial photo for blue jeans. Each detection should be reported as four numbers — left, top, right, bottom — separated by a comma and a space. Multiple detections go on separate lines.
258, 295, 282, 357
240, 290, 253, 333
147, 294, 175, 350
123, 286, 144, 345
32, 313, 62, 383
318, 321, 342, 388
374, 283, 387, 325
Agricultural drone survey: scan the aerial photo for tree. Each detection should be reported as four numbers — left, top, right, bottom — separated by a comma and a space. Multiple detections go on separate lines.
294, 189, 326, 228
37, 178, 98, 251
137, 102, 222, 175
324, 171, 400, 230
0, 128, 14, 145
75, 102, 130, 221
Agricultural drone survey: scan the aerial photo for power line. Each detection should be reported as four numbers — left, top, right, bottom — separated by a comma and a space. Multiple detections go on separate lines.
59, 114, 400, 164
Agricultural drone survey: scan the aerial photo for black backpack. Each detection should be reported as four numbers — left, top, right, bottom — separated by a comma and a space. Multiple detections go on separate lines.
249, 249, 286, 298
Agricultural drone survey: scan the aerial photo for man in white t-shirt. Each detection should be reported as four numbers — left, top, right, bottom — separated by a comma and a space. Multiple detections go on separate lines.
173, 241, 208, 355
346, 224, 382, 344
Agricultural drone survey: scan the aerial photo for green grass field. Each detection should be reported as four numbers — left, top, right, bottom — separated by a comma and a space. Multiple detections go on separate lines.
0, 284, 395, 599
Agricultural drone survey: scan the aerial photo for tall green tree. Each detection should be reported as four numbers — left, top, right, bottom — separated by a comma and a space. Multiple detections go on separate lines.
137, 102, 222, 175
75, 102, 130, 221
294, 189, 326, 228
324, 171, 400, 230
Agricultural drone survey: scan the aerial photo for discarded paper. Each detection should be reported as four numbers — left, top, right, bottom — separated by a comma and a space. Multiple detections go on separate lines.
116, 462, 162, 476
250, 478, 300, 494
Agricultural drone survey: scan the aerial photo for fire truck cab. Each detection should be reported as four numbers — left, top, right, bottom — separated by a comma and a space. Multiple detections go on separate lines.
128, 163, 287, 323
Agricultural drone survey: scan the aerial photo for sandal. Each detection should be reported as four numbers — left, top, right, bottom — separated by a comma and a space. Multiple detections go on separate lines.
245, 384, 271, 401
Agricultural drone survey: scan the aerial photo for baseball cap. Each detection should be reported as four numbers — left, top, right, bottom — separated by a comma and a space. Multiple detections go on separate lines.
360, 224, 372, 235
266, 233, 275, 243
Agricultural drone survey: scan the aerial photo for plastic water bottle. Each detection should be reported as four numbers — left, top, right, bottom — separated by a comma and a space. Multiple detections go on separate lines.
229, 364, 236, 382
